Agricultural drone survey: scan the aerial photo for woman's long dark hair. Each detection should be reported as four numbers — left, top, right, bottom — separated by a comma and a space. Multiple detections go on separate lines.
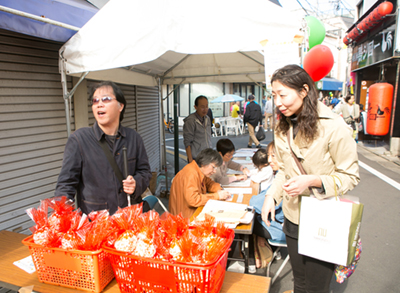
271, 64, 319, 142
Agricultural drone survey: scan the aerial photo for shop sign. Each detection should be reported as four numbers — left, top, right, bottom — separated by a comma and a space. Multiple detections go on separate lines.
351, 25, 395, 70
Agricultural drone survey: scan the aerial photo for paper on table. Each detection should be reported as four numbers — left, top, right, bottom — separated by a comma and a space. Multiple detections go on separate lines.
223, 188, 252, 194
196, 200, 252, 223
235, 148, 257, 153
14, 255, 36, 274
232, 159, 252, 164
226, 165, 256, 175
233, 152, 256, 158
223, 178, 251, 187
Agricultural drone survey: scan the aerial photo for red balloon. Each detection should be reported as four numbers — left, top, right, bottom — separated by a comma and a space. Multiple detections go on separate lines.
303, 45, 334, 82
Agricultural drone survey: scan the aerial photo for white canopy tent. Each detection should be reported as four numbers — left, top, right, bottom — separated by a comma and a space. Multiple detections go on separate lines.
60, 0, 302, 86
59, 0, 302, 175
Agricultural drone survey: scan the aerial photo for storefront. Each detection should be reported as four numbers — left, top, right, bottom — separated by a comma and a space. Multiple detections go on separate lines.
346, 0, 400, 155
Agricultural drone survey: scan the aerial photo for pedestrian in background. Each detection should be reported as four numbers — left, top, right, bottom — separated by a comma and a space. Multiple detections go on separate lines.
243, 94, 263, 148
264, 95, 273, 131
333, 94, 360, 140
231, 101, 241, 118
207, 107, 214, 135
262, 65, 360, 293
183, 95, 212, 163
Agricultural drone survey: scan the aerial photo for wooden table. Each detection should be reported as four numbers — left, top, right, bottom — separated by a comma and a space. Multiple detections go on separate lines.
191, 180, 259, 274
0, 230, 270, 293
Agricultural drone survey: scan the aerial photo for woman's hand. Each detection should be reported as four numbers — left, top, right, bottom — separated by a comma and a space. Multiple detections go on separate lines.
217, 190, 231, 200
261, 196, 275, 226
123, 175, 136, 195
282, 175, 321, 197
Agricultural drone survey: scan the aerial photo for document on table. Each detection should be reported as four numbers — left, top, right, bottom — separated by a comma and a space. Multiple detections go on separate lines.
223, 178, 251, 187
196, 200, 254, 226
232, 159, 253, 164
13, 255, 36, 274
223, 187, 253, 194
226, 165, 256, 175
233, 151, 256, 158
235, 148, 257, 153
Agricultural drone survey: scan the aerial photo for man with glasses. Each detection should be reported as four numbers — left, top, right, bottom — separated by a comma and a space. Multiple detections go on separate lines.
55, 81, 152, 215
169, 148, 231, 218
183, 95, 212, 163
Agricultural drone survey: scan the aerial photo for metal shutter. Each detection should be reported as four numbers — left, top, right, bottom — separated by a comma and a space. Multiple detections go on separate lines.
0, 29, 72, 233
137, 86, 160, 172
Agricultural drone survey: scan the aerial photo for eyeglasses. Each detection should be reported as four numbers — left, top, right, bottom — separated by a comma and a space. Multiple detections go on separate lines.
210, 164, 218, 170
91, 96, 116, 105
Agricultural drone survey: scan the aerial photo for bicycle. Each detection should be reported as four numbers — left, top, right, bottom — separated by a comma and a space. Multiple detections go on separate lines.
164, 115, 174, 134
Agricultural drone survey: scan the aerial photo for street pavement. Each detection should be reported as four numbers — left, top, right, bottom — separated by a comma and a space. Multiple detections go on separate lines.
163, 130, 400, 293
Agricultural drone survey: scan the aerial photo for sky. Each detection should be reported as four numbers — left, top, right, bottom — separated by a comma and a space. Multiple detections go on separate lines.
279, 0, 358, 18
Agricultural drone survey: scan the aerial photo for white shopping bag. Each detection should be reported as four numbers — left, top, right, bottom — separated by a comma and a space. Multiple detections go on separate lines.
298, 196, 363, 266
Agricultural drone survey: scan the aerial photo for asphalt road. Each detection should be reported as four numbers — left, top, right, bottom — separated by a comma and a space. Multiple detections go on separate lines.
164, 130, 400, 293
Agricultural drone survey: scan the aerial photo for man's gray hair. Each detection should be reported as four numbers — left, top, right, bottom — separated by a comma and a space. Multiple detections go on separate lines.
195, 148, 223, 168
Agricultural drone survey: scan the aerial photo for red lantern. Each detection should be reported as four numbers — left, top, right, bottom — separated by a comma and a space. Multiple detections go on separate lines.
303, 45, 334, 82
366, 82, 393, 136
342, 1, 393, 46
377, 1, 393, 18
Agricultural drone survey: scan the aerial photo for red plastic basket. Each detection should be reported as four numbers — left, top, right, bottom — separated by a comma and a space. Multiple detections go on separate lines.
22, 236, 114, 292
103, 230, 234, 293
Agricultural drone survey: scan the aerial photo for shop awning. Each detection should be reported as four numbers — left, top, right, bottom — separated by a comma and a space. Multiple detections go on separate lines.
316, 77, 343, 91
0, 0, 98, 42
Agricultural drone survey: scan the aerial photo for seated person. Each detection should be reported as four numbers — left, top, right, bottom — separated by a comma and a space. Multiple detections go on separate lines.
248, 148, 274, 191
169, 148, 231, 218
211, 138, 250, 185
249, 142, 285, 268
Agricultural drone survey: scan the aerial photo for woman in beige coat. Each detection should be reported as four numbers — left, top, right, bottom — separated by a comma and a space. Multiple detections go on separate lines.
261, 65, 360, 293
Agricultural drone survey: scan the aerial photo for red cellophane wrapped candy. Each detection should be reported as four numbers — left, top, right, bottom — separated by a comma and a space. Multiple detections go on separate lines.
133, 210, 159, 258
177, 214, 232, 264
111, 204, 143, 253
46, 196, 75, 234
61, 211, 87, 250
78, 210, 113, 251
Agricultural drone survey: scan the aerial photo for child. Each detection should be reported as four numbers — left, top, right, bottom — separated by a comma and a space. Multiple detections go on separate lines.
249, 142, 285, 268
211, 139, 250, 185
248, 148, 273, 191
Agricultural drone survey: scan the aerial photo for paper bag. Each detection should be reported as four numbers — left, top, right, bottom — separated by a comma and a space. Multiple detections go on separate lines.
298, 196, 363, 266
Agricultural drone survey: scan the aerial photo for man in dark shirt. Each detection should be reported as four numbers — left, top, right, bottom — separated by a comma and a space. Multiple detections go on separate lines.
243, 94, 263, 148
55, 81, 152, 215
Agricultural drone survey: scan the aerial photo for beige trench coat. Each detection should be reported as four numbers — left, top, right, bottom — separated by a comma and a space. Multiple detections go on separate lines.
266, 102, 360, 224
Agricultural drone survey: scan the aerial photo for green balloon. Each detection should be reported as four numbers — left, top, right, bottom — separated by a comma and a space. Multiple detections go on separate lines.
305, 16, 326, 50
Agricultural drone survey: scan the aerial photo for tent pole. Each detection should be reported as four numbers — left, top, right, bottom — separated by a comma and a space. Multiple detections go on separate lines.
60, 60, 72, 137
174, 85, 180, 175
159, 78, 169, 193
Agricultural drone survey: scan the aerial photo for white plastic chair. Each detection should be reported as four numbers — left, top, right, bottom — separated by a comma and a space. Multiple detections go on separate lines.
224, 118, 239, 136
266, 239, 291, 285
234, 118, 243, 134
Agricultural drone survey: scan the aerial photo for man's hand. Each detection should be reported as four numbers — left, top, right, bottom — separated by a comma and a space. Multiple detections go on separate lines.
123, 175, 136, 195
235, 174, 247, 181
217, 190, 231, 200
241, 167, 250, 176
